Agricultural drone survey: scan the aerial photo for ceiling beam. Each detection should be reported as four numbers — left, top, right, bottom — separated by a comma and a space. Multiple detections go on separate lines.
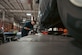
0, 10, 38, 13
7, 10, 38, 13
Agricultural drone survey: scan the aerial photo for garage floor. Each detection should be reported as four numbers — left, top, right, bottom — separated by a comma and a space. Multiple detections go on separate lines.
0, 35, 82, 55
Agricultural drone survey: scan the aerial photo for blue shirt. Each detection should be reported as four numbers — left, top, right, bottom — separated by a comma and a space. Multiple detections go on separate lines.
21, 22, 33, 36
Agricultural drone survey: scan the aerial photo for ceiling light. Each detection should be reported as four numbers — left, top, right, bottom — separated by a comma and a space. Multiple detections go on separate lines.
26, 13, 32, 16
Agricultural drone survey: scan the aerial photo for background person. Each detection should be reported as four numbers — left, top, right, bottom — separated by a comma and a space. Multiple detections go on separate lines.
21, 20, 36, 37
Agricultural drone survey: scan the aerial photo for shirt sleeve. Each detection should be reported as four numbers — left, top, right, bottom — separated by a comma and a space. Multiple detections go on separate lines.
24, 22, 30, 27
23, 22, 33, 30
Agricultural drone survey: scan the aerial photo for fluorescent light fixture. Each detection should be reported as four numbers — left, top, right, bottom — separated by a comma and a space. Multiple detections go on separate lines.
26, 13, 32, 16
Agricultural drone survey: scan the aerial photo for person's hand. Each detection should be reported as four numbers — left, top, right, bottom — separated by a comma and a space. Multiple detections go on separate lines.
29, 28, 31, 30
24, 27, 31, 30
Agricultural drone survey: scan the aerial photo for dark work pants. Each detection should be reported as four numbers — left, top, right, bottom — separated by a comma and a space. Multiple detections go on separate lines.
21, 31, 29, 37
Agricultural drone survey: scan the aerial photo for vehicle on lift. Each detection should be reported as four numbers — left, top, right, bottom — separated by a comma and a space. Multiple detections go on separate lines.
39, 0, 82, 43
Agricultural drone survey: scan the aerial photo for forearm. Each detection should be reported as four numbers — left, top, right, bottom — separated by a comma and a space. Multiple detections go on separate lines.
24, 27, 30, 30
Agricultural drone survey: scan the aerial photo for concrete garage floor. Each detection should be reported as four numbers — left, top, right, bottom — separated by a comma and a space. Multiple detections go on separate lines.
0, 35, 82, 55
